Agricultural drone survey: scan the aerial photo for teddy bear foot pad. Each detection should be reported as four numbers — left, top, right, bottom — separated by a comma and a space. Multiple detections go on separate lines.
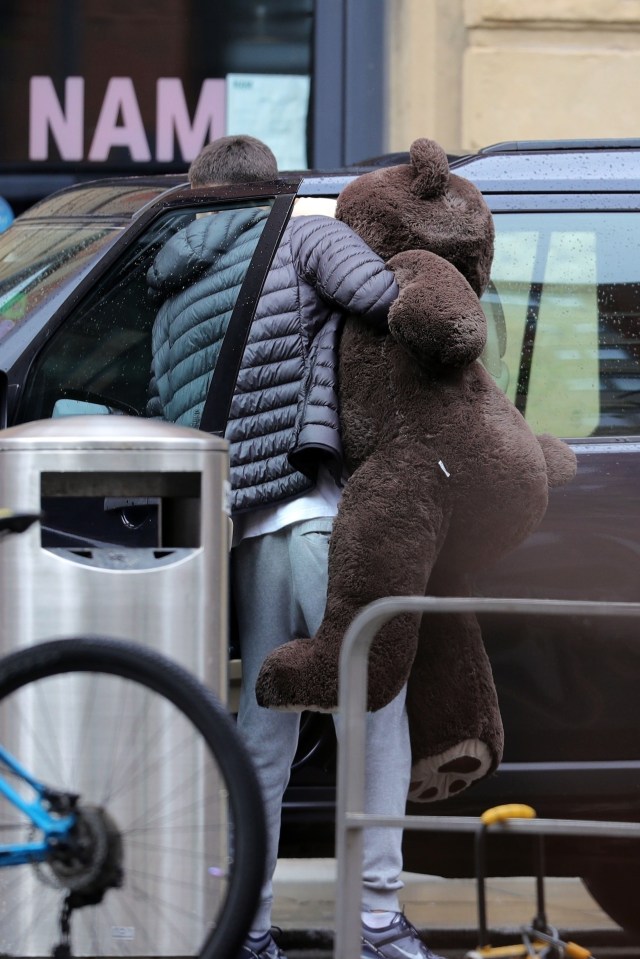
408, 738, 492, 803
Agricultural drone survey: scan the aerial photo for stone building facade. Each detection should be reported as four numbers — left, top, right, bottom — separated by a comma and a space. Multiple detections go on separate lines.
386, 0, 640, 155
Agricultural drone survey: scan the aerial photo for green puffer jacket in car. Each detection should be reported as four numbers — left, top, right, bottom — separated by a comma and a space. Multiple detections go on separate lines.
147, 206, 269, 428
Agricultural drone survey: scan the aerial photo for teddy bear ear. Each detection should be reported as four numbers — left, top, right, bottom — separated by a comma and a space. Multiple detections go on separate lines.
409, 138, 450, 198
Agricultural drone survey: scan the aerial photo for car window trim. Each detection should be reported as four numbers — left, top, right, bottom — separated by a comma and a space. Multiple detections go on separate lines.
514, 230, 551, 417
484, 192, 640, 213
199, 193, 297, 435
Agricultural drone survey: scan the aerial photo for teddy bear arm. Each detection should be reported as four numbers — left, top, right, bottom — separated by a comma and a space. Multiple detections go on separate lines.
536, 432, 578, 488
387, 250, 487, 367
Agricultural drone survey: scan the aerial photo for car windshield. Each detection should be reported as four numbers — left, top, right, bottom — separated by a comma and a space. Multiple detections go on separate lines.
0, 221, 122, 338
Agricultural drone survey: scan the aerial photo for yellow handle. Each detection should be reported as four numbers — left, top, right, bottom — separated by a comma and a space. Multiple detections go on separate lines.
564, 943, 592, 959
472, 945, 530, 958
480, 804, 537, 826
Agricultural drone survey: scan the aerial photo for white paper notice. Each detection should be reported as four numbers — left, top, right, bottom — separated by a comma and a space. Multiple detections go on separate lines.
226, 73, 310, 170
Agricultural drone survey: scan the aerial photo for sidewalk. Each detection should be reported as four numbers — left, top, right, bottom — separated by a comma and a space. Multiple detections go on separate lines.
272, 859, 619, 936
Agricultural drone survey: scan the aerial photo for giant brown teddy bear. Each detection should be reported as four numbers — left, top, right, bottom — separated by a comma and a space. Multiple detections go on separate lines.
255, 139, 577, 801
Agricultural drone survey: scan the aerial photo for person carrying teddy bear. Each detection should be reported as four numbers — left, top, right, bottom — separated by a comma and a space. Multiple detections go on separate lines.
147, 135, 435, 959
148, 134, 576, 959
256, 143, 577, 816
251, 136, 577, 954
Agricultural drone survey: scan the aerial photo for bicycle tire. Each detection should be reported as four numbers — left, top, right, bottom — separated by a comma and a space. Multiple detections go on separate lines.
0, 636, 266, 959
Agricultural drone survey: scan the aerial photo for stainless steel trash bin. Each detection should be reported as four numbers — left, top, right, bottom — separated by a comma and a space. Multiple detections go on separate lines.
0, 415, 229, 691
0, 415, 231, 956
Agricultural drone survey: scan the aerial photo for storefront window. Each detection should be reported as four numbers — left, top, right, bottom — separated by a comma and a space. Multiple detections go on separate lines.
0, 0, 314, 175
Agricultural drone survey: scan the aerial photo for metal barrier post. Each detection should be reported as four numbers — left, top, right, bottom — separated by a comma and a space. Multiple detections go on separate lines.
334, 596, 640, 959
335, 602, 392, 959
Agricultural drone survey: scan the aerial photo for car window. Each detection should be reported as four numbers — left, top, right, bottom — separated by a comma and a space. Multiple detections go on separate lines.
484, 211, 640, 438
0, 222, 120, 335
17, 200, 275, 423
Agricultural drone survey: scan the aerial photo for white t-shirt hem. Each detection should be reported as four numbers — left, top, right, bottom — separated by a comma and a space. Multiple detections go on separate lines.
231, 466, 342, 546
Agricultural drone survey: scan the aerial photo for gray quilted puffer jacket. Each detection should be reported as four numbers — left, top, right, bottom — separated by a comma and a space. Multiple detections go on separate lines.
147, 209, 398, 513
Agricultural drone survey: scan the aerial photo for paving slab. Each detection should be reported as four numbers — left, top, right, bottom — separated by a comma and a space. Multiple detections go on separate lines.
272, 858, 619, 936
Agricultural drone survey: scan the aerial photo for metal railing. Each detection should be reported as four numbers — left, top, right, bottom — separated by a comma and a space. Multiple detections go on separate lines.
334, 596, 640, 959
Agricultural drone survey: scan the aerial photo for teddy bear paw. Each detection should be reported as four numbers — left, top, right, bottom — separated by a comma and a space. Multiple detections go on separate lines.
407, 739, 493, 803
255, 639, 339, 713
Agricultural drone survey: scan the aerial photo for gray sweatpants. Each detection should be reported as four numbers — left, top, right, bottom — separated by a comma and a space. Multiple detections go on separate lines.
232, 516, 412, 933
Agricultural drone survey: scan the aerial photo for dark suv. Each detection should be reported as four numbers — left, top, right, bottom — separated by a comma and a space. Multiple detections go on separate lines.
1, 140, 640, 933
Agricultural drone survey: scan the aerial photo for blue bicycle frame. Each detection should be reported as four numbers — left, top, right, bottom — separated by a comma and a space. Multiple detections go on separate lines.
0, 744, 75, 866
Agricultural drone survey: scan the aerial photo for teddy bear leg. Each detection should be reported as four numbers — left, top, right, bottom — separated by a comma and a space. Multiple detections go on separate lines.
405, 605, 504, 803
255, 447, 446, 713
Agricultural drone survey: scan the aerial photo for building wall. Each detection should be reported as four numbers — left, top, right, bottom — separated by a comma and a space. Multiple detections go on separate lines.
386, 0, 640, 155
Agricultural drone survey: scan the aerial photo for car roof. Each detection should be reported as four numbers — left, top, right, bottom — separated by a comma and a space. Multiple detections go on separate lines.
18, 175, 191, 222
451, 138, 640, 193
16, 169, 367, 223
18, 140, 640, 223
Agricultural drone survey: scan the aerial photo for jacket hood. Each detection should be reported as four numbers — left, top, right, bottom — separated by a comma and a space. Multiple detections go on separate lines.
147, 206, 270, 296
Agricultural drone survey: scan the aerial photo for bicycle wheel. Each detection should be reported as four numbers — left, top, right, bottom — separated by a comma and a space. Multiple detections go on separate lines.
0, 636, 266, 959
